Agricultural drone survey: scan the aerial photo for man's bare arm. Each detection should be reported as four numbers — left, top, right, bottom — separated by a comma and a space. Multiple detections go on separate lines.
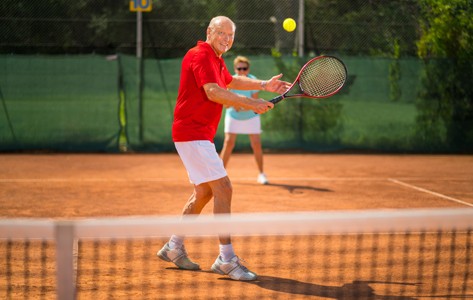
203, 83, 273, 114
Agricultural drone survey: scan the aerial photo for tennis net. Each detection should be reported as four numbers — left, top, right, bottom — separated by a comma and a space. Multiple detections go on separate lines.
1, 208, 472, 299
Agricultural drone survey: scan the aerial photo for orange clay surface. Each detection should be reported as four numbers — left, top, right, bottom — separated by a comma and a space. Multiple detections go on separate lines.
1, 153, 472, 299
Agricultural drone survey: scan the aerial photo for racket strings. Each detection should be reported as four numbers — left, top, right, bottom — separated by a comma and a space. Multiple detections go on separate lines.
299, 57, 347, 97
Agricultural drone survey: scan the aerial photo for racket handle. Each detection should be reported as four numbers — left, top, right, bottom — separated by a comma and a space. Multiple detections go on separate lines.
255, 95, 284, 115
269, 95, 285, 105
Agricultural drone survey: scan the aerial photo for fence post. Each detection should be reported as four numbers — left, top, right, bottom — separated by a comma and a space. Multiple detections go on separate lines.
298, 0, 304, 57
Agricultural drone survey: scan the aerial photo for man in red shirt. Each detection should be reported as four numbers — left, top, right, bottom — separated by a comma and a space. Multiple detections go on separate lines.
157, 16, 290, 281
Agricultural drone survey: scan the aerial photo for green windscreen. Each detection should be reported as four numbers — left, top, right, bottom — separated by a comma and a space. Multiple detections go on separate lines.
0, 55, 119, 152
0, 54, 456, 153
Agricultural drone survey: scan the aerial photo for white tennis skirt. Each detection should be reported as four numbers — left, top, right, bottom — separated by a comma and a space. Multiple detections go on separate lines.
224, 115, 262, 134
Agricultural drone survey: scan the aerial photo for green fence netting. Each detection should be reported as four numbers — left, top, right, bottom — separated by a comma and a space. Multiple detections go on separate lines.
121, 55, 429, 153
0, 54, 469, 153
0, 55, 120, 152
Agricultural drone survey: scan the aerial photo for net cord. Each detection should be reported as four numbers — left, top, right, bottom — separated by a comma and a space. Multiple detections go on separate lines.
1, 208, 472, 240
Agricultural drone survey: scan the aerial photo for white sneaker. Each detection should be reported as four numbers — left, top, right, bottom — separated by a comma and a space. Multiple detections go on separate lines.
257, 173, 268, 185
211, 255, 257, 281
157, 243, 200, 270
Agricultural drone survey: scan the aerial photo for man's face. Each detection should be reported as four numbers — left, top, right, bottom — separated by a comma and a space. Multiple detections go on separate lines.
207, 20, 235, 56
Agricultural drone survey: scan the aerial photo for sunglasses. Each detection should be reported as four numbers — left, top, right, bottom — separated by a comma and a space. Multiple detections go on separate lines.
236, 67, 248, 71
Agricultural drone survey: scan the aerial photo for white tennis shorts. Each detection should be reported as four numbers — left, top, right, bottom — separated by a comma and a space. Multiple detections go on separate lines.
224, 115, 262, 134
174, 140, 227, 185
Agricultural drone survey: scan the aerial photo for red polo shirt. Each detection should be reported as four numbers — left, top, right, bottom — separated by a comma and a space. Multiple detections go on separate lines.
172, 41, 233, 142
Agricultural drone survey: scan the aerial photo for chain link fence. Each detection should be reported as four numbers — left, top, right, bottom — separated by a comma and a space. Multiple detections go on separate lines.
1, 0, 420, 57
2, 0, 472, 153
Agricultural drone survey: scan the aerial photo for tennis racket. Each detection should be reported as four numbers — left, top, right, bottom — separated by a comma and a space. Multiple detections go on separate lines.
270, 55, 347, 105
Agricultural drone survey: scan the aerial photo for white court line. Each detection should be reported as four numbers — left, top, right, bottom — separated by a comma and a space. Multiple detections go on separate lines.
388, 178, 473, 207
233, 177, 387, 181
232, 177, 471, 182
0, 177, 470, 183
0, 177, 392, 183
0, 178, 182, 183
2, 176, 471, 207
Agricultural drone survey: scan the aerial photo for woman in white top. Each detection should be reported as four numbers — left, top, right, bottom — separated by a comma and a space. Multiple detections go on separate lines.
220, 56, 268, 184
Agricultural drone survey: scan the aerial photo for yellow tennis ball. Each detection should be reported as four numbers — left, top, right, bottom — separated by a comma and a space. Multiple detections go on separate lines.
283, 18, 296, 32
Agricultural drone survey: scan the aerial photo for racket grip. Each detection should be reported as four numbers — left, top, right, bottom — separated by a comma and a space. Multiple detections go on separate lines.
255, 95, 285, 115
269, 95, 285, 105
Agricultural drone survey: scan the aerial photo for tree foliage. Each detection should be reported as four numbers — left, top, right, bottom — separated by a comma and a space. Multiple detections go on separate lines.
304, 0, 420, 56
1, 0, 421, 56
416, 0, 473, 152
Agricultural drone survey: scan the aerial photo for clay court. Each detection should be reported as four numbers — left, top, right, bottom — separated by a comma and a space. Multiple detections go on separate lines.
2, 154, 472, 217
1, 153, 473, 299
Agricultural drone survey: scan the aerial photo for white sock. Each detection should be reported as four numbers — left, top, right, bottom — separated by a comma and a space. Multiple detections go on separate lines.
168, 235, 184, 249
219, 244, 235, 262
